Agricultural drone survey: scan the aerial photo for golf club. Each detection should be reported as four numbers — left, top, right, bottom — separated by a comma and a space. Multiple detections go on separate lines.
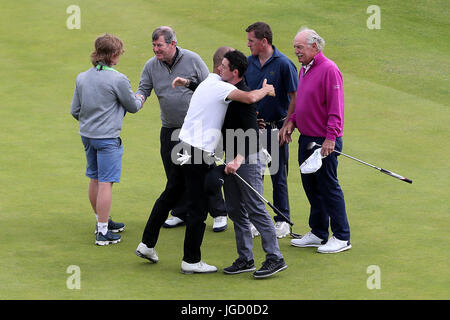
211, 154, 302, 239
307, 142, 413, 184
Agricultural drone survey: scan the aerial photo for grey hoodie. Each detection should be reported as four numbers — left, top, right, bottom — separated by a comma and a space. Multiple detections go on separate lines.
71, 67, 143, 138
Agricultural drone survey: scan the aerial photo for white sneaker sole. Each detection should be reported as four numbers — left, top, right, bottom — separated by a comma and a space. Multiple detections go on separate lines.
163, 222, 185, 228
317, 244, 352, 254
163, 217, 185, 228
94, 227, 124, 235
95, 238, 121, 246
291, 241, 323, 248
135, 250, 158, 263
291, 242, 322, 248
213, 225, 228, 232
180, 269, 217, 274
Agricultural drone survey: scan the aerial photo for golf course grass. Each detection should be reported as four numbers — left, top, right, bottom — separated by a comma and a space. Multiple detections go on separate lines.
0, 0, 448, 300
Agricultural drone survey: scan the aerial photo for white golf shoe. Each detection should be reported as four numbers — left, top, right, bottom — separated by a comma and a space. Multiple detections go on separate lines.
213, 216, 228, 232
135, 242, 159, 263
181, 261, 218, 274
291, 231, 324, 248
163, 216, 185, 228
275, 221, 290, 238
317, 236, 352, 253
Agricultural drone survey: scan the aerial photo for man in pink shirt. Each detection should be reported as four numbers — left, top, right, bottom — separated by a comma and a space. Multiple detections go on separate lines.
281, 28, 351, 254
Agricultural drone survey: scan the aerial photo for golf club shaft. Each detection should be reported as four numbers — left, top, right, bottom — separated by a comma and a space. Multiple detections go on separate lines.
213, 155, 294, 226
313, 143, 413, 184
234, 173, 294, 226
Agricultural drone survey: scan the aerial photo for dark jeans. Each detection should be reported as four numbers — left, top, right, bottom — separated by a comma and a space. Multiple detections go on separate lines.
160, 127, 227, 219
263, 127, 290, 222
142, 143, 213, 263
298, 135, 350, 241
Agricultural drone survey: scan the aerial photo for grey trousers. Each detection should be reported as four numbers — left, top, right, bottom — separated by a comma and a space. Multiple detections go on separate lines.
223, 152, 283, 262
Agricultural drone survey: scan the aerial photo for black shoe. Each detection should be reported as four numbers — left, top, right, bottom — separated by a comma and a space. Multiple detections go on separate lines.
95, 230, 121, 246
94, 217, 125, 234
253, 258, 287, 279
223, 258, 256, 275
108, 217, 125, 233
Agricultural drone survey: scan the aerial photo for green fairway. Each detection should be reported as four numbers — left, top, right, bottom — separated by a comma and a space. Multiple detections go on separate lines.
0, 0, 448, 300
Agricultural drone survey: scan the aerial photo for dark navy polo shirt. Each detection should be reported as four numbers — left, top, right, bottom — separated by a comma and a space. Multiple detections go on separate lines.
244, 46, 298, 122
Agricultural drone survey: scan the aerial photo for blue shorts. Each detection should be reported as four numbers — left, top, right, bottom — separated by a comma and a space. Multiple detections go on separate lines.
81, 136, 123, 183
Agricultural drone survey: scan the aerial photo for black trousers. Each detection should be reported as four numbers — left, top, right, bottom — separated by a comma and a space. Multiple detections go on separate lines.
160, 127, 227, 218
142, 142, 214, 263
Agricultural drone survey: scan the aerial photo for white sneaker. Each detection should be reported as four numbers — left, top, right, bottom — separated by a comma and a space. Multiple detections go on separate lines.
250, 223, 260, 238
291, 231, 324, 248
275, 221, 290, 239
135, 242, 159, 263
181, 260, 218, 274
317, 236, 352, 253
163, 216, 185, 228
213, 216, 228, 232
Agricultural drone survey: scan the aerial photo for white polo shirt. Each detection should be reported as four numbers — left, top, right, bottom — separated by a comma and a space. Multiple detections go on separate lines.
179, 73, 236, 153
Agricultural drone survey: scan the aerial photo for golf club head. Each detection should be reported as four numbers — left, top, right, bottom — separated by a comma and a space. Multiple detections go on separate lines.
306, 142, 321, 150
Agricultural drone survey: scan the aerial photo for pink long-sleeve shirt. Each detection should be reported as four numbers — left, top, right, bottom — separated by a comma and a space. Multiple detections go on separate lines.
289, 51, 344, 141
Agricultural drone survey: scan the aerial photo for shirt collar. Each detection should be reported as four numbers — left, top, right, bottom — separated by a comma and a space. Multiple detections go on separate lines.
249, 45, 281, 67
163, 47, 180, 68
271, 45, 282, 58
302, 51, 325, 74
302, 59, 315, 74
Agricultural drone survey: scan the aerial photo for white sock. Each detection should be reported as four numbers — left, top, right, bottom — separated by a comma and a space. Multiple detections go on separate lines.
97, 222, 108, 236
95, 214, 99, 222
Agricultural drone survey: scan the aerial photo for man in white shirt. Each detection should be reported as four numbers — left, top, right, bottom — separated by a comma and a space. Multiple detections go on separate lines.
135, 47, 275, 274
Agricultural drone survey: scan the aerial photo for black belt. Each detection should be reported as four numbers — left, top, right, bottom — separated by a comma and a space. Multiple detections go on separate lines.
264, 117, 286, 129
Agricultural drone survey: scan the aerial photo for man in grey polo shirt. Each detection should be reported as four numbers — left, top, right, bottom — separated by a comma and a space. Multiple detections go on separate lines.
136, 26, 228, 231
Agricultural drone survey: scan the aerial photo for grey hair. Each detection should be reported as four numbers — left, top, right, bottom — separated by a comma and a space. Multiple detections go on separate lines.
297, 27, 325, 51
152, 26, 177, 44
